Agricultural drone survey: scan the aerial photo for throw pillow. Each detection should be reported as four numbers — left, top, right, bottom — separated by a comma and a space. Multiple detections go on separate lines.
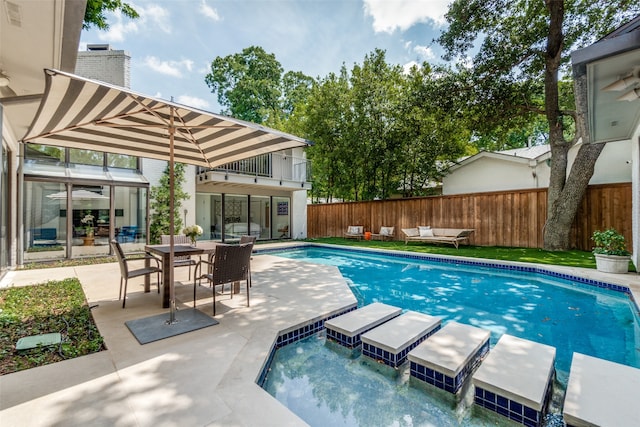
418, 226, 431, 237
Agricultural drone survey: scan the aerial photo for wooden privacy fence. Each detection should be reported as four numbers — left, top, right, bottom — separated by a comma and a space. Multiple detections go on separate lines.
307, 183, 632, 251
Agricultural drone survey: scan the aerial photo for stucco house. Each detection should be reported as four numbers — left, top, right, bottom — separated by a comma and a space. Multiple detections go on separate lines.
571, 15, 640, 270
0, 0, 310, 277
443, 140, 632, 195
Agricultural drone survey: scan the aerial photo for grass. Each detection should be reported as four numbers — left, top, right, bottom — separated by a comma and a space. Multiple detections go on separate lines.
305, 237, 632, 270
0, 278, 105, 375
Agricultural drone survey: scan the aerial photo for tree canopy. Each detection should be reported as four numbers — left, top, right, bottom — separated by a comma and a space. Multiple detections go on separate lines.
436, 0, 639, 249
83, 0, 139, 30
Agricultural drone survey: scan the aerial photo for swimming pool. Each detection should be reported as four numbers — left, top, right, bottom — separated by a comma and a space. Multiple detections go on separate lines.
260, 246, 640, 426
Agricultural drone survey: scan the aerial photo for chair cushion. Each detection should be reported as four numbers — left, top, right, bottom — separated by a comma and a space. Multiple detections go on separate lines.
418, 226, 432, 237
348, 226, 363, 234
380, 226, 394, 236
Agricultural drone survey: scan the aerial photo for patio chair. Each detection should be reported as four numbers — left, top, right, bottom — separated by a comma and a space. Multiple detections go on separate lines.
161, 234, 198, 279
110, 239, 162, 308
193, 242, 253, 315
371, 226, 395, 241
344, 225, 364, 240
239, 235, 257, 286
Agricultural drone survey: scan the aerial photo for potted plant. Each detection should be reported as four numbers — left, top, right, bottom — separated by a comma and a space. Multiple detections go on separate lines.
591, 228, 631, 273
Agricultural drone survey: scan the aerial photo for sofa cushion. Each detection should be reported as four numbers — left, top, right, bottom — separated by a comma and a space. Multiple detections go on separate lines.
347, 226, 363, 234
418, 226, 432, 237
402, 228, 420, 237
380, 226, 394, 236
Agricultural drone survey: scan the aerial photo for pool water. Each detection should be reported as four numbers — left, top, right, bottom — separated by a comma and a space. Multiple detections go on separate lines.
261, 247, 640, 426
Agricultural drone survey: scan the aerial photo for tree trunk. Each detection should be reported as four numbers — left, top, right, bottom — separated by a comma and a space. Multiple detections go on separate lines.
544, 142, 605, 249
541, 0, 606, 250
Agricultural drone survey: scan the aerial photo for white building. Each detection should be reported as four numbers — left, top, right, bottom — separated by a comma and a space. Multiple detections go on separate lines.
0, 1, 310, 275
443, 140, 632, 195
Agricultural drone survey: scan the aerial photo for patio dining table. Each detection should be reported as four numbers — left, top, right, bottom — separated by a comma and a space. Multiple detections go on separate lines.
145, 242, 218, 308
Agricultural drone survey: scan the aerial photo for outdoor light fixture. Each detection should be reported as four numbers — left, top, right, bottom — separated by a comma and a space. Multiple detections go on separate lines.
616, 87, 640, 102
602, 69, 640, 91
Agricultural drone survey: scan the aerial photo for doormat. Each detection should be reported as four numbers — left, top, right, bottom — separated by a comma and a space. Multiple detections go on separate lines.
125, 309, 218, 345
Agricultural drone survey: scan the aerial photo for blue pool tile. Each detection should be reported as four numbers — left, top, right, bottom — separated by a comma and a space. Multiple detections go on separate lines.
510, 400, 523, 414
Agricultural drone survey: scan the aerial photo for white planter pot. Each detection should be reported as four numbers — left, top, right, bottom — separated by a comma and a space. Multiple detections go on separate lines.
594, 253, 631, 274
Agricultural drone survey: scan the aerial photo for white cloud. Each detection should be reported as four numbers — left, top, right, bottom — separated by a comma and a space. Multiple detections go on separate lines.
143, 56, 194, 77
200, 0, 220, 21
144, 4, 172, 33
95, 3, 171, 42
97, 11, 139, 42
413, 44, 435, 60
402, 61, 421, 74
177, 95, 211, 110
363, 0, 450, 33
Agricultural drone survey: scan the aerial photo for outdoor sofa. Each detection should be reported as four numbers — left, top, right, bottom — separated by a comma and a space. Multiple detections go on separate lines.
401, 227, 474, 249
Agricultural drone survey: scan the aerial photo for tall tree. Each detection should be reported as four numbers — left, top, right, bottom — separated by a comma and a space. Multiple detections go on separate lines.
83, 0, 139, 30
149, 163, 189, 244
205, 46, 284, 123
300, 69, 353, 202
437, 0, 639, 250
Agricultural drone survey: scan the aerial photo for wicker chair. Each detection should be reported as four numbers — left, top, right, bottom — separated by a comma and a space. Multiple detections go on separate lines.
193, 242, 253, 315
239, 235, 256, 286
160, 234, 198, 279
110, 239, 162, 308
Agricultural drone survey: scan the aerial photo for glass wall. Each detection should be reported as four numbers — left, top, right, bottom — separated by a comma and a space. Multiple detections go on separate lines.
196, 192, 291, 242
114, 186, 148, 250
224, 194, 250, 241
272, 197, 291, 238
197, 193, 223, 240
251, 196, 270, 239
70, 185, 111, 257
23, 181, 67, 261
1, 142, 9, 275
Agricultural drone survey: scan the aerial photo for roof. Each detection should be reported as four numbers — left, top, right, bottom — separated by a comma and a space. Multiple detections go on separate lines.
447, 145, 551, 172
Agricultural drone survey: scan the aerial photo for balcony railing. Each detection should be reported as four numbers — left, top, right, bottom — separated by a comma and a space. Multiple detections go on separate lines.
198, 152, 311, 182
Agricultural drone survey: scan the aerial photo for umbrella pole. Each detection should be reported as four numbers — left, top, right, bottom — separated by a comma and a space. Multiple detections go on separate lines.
167, 112, 177, 324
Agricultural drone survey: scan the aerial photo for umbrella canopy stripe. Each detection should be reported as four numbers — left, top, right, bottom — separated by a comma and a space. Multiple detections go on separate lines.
22, 69, 311, 170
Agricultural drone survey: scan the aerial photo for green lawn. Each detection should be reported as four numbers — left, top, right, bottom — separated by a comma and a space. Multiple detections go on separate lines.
0, 278, 105, 375
305, 237, 634, 271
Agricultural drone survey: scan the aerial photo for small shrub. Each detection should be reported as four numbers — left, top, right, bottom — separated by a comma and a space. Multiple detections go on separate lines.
591, 228, 630, 256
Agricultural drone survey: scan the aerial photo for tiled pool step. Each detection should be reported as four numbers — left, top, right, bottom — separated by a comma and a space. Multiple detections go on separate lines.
563, 353, 640, 427
472, 334, 555, 427
361, 311, 441, 368
408, 321, 490, 394
325, 302, 402, 348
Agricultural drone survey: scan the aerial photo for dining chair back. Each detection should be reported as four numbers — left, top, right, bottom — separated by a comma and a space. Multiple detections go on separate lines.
110, 239, 162, 308
193, 242, 253, 315
160, 234, 198, 279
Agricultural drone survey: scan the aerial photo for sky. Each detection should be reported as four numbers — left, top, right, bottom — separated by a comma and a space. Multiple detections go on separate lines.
80, 0, 452, 114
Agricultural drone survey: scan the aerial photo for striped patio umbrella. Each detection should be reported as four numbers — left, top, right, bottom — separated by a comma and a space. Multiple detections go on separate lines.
22, 68, 311, 323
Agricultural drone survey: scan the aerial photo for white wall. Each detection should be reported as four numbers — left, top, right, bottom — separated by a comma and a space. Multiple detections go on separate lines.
631, 127, 639, 271
292, 189, 308, 239
2, 109, 21, 267
443, 140, 632, 195
443, 157, 539, 195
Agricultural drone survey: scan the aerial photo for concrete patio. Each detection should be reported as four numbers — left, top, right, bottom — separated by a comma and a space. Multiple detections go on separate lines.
0, 243, 356, 426
1, 243, 639, 427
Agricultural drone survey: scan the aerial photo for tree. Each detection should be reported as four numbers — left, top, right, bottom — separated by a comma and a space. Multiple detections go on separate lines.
149, 163, 189, 244
301, 51, 469, 202
83, 0, 139, 30
205, 46, 284, 123
437, 0, 639, 250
